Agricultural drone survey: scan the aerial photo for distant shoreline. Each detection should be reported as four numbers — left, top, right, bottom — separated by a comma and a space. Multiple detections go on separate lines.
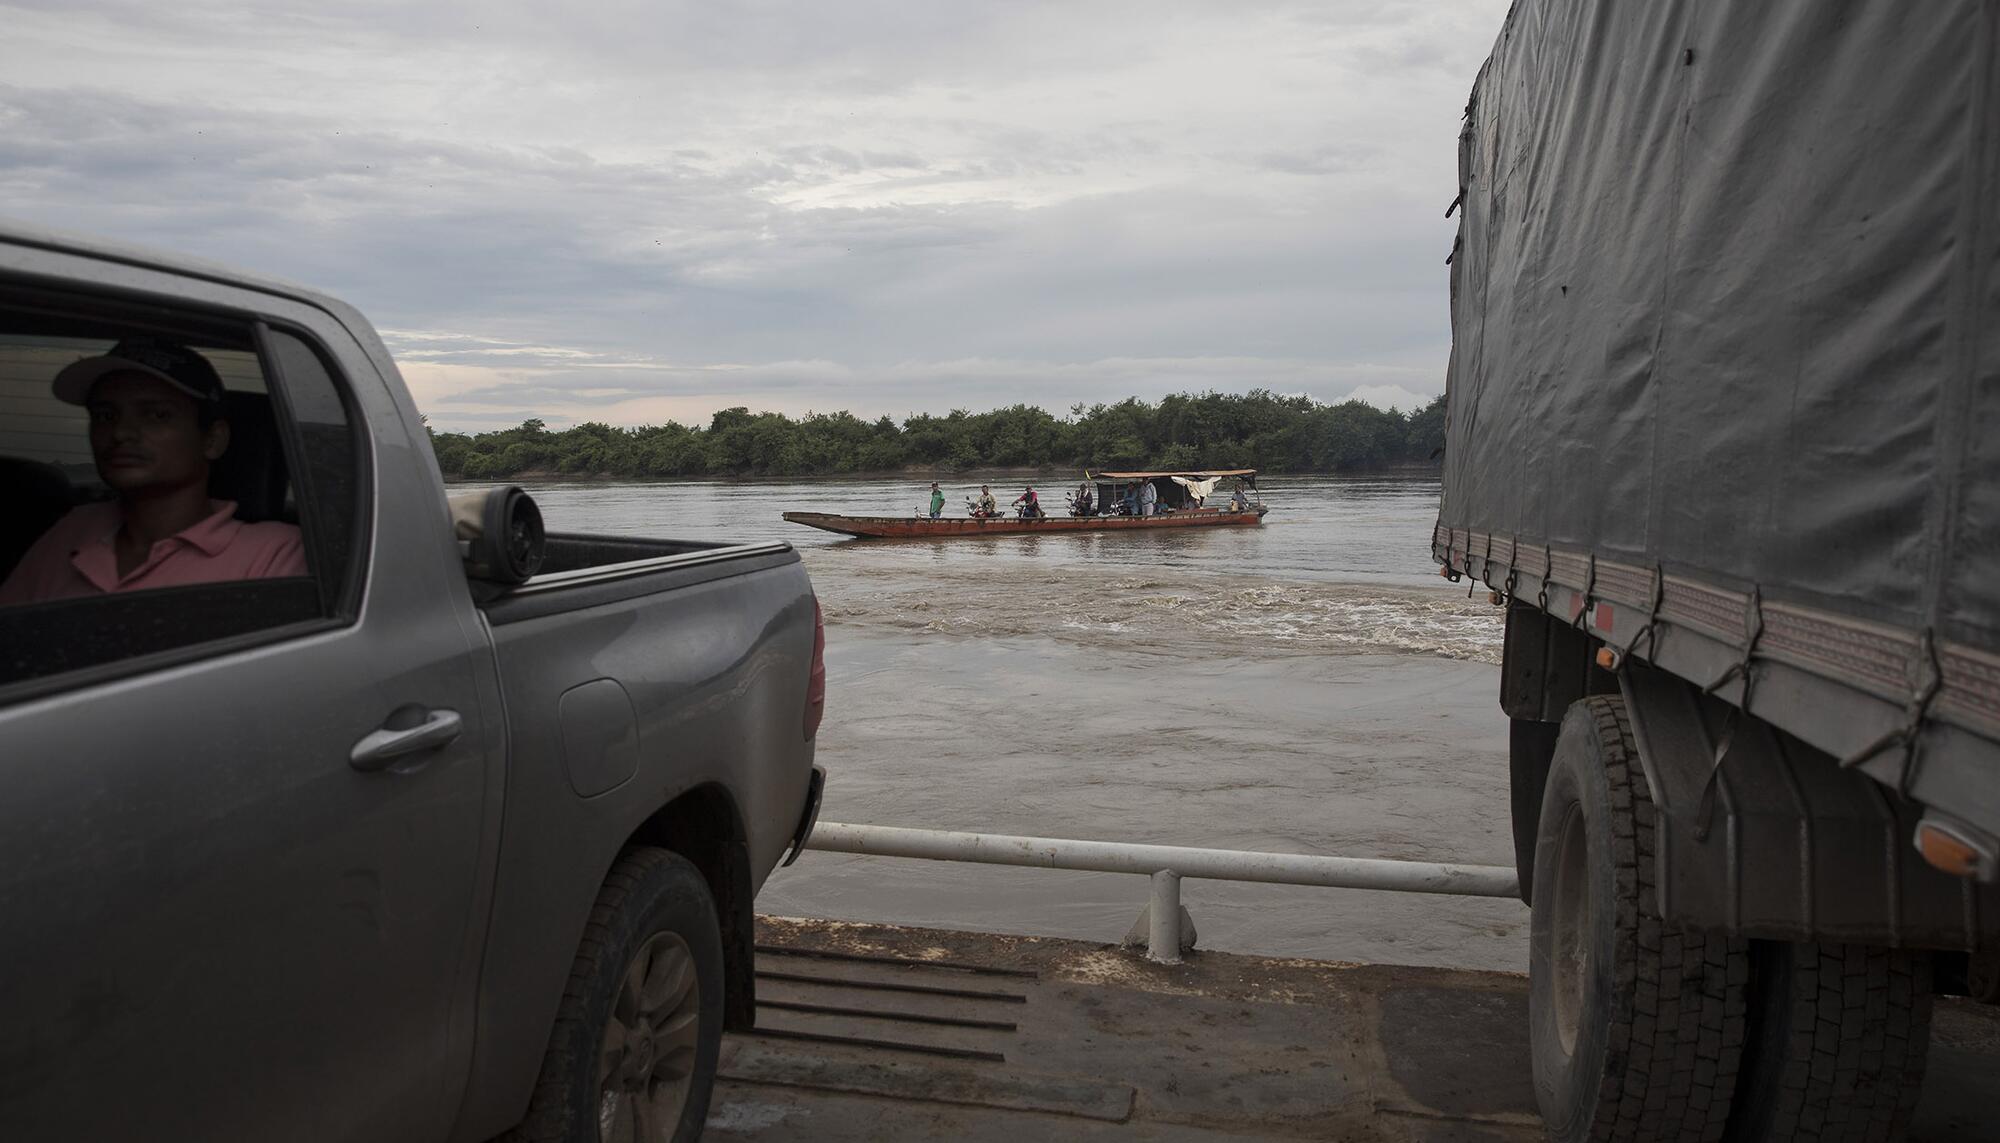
442, 462, 1443, 485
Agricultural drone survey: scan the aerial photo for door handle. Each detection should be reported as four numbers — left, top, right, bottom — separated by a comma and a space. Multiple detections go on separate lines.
350, 707, 464, 772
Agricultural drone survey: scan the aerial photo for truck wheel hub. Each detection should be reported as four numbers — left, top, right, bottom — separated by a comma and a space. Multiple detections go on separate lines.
628, 1027, 655, 1079
1550, 803, 1590, 1056
598, 930, 700, 1138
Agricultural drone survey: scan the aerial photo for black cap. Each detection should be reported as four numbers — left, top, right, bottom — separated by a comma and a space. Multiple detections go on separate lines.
53, 336, 228, 407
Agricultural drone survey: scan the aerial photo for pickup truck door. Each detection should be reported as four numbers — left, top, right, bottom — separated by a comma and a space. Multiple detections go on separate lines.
0, 267, 502, 1142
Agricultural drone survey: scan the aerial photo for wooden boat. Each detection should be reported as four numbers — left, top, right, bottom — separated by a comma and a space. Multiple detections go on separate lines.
782, 505, 1266, 539
783, 469, 1267, 539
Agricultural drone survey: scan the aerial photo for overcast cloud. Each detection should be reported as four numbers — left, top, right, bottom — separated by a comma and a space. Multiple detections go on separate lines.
1, 0, 1503, 431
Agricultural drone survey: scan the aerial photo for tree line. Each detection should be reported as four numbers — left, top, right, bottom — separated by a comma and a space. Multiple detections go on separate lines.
427, 389, 1445, 480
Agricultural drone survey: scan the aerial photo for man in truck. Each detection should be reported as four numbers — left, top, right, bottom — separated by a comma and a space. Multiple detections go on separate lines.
0, 337, 304, 604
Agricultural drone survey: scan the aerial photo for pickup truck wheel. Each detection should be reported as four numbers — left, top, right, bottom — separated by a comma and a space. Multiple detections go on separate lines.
1528, 696, 1748, 1143
1723, 941, 1932, 1143
510, 848, 724, 1143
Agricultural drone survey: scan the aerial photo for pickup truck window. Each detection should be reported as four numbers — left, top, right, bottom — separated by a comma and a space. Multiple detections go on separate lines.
0, 288, 365, 690
262, 325, 364, 613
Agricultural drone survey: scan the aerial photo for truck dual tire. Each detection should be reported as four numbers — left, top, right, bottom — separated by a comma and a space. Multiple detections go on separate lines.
1529, 696, 1748, 1143
508, 847, 725, 1143
1531, 696, 1936, 1142
1725, 941, 1932, 1143
1967, 951, 2000, 1004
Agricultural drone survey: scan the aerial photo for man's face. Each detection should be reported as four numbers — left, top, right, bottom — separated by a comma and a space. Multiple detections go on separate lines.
86, 371, 228, 495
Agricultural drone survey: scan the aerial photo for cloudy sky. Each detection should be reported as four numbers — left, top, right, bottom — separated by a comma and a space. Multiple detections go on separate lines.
2, 0, 1503, 432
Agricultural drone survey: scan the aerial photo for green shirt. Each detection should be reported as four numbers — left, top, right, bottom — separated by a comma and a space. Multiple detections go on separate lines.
930, 489, 945, 512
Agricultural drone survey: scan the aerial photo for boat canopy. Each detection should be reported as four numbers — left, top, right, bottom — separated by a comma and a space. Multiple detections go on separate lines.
1090, 468, 1256, 480
1081, 468, 1257, 511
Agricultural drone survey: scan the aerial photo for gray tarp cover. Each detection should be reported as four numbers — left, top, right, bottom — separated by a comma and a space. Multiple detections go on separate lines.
1440, 0, 2000, 652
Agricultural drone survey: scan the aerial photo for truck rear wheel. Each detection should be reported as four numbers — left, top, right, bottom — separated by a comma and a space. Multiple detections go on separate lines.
1969, 950, 2000, 1004
1529, 696, 1748, 1143
1724, 941, 1932, 1143
509, 847, 725, 1143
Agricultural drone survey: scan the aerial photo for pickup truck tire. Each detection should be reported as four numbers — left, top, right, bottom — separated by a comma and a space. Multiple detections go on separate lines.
1528, 696, 1748, 1143
508, 847, 725, 1143
1723, 941, 1932, 1143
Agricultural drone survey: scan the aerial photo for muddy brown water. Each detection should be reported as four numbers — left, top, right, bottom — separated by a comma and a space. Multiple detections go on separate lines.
502, 475, 1524, 970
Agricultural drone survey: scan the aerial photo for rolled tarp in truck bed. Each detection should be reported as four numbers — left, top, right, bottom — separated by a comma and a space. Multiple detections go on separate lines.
1434, 1, 2000, 831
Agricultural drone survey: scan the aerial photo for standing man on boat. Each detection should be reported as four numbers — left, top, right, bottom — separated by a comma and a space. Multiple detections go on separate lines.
928, 482, 945, 519
1139, 479, 1159, 517
975, 485, 998, 517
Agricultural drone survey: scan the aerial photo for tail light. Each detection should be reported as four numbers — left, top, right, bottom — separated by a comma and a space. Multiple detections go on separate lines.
803, 596, 826, 739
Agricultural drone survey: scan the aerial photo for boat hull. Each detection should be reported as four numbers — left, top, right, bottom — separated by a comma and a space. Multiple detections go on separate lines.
782, 508, 1267, 539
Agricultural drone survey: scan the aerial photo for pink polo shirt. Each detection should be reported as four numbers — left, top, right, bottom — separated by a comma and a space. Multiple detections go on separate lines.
0, 500, 307, 605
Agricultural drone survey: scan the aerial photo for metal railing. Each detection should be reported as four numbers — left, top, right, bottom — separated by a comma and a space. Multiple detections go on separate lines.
803, 821, 1520, 965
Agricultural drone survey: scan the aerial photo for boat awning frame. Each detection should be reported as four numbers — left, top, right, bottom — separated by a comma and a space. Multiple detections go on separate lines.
1089, 469, 1257, 480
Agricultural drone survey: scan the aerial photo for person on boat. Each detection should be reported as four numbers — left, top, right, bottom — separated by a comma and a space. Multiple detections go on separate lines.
1139, 480, 1159, 517
1073, 482, 1094, 516
1013, 487, 1042, 519
928, 482, 945, 519
1119, 484, 1138, 516
1231, 481, 1253, 512
974, 485, 998, 518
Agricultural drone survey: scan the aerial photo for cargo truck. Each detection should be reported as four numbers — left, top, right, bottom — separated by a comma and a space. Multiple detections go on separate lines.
1434, 3, 2000, 1140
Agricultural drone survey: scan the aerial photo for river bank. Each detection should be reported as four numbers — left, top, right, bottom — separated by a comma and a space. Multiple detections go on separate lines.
440, 463, 1444, 485
446, 466, 1058, 484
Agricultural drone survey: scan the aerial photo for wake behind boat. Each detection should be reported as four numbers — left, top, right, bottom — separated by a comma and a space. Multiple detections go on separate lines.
783, 469, 1268, 539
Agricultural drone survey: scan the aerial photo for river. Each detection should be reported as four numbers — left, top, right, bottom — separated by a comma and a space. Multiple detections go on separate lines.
507, 474, 1525, 971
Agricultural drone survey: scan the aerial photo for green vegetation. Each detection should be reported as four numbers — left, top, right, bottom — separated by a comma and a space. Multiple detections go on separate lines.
427, 390, 1446, 480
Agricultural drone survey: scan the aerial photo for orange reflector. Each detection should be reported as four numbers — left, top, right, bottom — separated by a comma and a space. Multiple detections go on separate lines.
1595, 647, 1621, 671
1916, 822, 1983, 878
1438, 566, 1452, 578
1488, 591, 1506, 606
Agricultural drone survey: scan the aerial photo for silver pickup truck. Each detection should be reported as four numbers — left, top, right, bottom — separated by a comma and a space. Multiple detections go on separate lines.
0, 223, 827, 1142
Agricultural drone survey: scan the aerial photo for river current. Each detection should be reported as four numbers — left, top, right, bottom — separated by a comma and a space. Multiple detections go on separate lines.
503, 474, 1525, 970
515, 474, 1502, 665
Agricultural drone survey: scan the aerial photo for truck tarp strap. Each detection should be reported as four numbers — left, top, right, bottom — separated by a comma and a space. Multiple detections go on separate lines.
1692, 713, 1740, 844
1572, 553, 1598, 630
1839, 629, 1944, 797
1628, 566, 1666, 663
1693, 587, 1766, 842
1700, 586, 1765, 705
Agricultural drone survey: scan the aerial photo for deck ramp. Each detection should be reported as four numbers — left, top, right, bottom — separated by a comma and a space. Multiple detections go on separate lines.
709, 918, 2000, 1141
709, 917, 1550, 1141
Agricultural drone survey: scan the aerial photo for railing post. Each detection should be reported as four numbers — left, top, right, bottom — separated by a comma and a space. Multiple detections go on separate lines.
1148, 870, 1183, 965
